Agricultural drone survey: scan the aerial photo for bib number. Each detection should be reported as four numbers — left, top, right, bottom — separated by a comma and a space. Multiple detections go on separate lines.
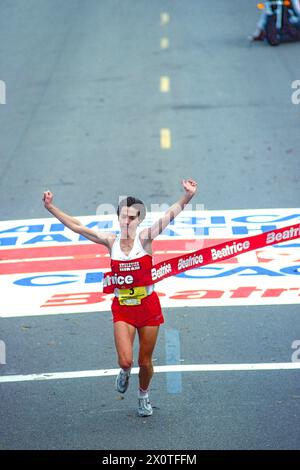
118, 286, 148, 306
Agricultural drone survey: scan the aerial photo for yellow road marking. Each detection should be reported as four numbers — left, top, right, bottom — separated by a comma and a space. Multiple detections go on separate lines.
160, 76, 170, 93
160, 12, 170, 25
160, 37, 169, 49
160, 129, 171, 149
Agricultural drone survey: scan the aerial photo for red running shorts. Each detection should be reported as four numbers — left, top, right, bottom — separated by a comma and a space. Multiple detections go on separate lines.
111, 291, 164, 328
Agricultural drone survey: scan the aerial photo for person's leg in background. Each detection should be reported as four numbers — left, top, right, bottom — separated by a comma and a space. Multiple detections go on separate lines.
250, 11, 267, 41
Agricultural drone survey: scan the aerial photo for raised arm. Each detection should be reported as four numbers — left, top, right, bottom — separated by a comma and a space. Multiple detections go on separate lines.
42, 191, 113, 248
140, 179, 198, 242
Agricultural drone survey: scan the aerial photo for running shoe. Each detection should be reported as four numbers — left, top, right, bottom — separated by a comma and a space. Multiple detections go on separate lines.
138, 397, 153, 417
115, 368, 131, 394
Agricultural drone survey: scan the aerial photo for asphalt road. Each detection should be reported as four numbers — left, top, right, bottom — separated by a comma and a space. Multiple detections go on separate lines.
0, 0, 300, 451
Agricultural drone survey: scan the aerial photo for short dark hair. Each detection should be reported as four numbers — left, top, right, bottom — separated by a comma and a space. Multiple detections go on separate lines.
117, 196, 146, 222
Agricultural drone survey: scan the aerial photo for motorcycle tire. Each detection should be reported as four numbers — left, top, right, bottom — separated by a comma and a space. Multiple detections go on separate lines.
286, 23, 300, 41
266, 14, 280, 46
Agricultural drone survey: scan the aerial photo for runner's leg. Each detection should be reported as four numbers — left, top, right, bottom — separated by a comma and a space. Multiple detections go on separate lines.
114, 321, 136, 369
137, 326, 160, 391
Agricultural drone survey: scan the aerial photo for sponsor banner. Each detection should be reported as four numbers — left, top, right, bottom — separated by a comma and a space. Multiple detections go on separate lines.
103, 223, 300, 291
0, 209, 300, 317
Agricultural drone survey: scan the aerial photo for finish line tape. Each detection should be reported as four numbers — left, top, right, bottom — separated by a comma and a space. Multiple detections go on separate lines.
103, 223, 300, 293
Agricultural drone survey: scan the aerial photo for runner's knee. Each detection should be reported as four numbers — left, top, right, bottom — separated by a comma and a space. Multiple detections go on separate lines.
138, 357, 153, 369
118, 357, 133, 370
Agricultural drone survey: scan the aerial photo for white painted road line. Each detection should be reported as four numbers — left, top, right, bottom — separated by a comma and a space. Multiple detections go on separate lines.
1, 362, 300, 383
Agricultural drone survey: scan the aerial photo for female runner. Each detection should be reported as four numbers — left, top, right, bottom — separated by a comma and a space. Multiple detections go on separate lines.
43, 179, 197, 416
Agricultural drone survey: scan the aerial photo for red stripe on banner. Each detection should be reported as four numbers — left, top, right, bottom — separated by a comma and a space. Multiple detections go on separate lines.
0, 239, 236, 275
0, 244, 109, 275
0, 243, 107, 260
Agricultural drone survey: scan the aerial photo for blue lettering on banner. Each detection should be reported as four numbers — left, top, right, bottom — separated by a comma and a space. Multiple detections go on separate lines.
232, 225, 277, 235
23, 234, 72, 244
14, 272, 104, 287
273, 243, 300, 248
0, 225, 44, 234
48, 221, 113, 232
280, 266, 300, 275
0, 237, 18, 246
176, 265, 300, 279
2, 232, 298, 247
159, 228, 179, 236
87, 221, 113, 229
232, 214, 300, 224
211, 216, 226, 224
174, 217, 203, 226
1, 213, 300, 246
85, 272, 103, 283
14, 274, 78, 287
167, 214, 300, 226
50, 223, 65, 232
194, 227, 210, 236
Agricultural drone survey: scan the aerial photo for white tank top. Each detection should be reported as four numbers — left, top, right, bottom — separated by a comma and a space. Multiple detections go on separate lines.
111, 231, 150, 261
111, 231, 154, 296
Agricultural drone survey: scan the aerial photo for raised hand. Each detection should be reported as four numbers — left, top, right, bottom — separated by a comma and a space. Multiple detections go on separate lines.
182, 178, 197, 196
43, 190, 53, 207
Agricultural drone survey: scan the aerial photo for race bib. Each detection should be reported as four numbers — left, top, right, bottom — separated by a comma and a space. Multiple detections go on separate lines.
118, 286, 148, 306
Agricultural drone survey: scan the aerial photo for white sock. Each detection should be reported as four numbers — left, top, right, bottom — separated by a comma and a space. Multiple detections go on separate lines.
138, 388, 149, 398
122, 367, 131, 375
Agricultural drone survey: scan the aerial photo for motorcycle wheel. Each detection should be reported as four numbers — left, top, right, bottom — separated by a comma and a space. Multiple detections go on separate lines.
286, 24, 300, 41
266, 14, 280, 46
